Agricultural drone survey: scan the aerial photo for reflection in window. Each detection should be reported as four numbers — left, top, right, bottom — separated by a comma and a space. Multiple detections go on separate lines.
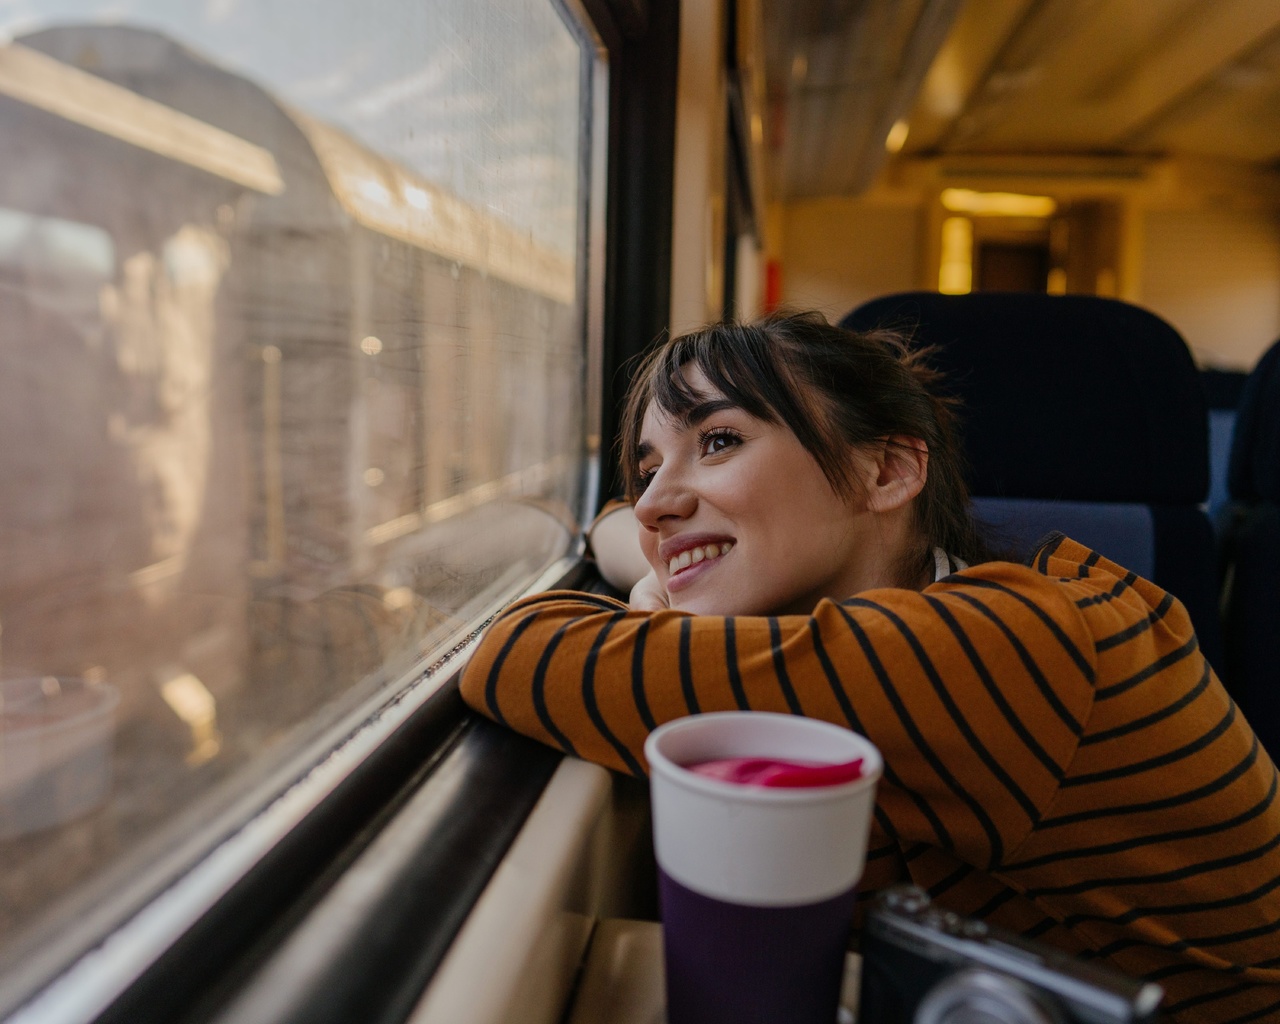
0, 206, 115, 324
0, 207, 115, 279
0, 0, 593, 1002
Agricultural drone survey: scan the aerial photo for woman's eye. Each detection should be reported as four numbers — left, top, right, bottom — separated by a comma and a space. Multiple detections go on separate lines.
699, 429, 741, 456
634, 468, 656, 492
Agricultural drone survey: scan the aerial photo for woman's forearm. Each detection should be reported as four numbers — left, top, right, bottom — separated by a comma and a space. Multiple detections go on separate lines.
586, 502, 649, 593
457, 567, 1095, 872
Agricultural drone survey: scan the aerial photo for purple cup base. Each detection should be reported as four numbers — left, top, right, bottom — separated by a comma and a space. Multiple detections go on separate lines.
659, 870, 857, 1024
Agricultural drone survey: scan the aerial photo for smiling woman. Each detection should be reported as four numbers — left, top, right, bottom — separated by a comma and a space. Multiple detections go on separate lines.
633, 383, 900, 616
621, 311, 989, 614
459, 311, 1280, 1023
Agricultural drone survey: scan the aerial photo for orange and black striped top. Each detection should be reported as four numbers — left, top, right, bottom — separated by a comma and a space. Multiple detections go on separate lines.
459, 534, 1280, 1022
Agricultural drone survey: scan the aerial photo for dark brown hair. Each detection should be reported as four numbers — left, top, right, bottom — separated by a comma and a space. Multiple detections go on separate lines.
619, 309, 993, 570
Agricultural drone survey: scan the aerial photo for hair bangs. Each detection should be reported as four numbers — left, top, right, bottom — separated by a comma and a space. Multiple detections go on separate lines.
648, 327, 781, 427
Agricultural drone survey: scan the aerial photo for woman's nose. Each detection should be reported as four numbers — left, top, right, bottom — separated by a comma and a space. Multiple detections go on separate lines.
633, 463, 697, 527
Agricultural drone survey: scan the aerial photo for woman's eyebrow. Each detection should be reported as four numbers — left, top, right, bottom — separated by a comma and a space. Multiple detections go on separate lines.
683, 398, 739, 426
636, 399, 743, 460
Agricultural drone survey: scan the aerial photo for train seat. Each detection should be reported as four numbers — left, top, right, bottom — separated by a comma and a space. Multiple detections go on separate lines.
841, 291, 1224, 679
1221, 338, 1280, 758
1201, 367, 1250, 536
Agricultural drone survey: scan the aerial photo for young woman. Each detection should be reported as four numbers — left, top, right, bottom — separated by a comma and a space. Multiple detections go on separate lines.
459, 311, 1280, 1022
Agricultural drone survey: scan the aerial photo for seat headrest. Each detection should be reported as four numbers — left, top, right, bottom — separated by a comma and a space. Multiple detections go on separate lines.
841, 292, 1207, 504
1228, 338, 1280, 503
1200, 367, 1248, 411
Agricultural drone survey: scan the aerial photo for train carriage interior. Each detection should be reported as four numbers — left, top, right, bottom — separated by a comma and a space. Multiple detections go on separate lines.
1, 0, 1279, 1021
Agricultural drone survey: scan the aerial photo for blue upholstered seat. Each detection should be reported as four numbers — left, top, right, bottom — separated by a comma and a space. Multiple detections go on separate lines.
841, 291, 1224, 679
1221, 338, 1280, 756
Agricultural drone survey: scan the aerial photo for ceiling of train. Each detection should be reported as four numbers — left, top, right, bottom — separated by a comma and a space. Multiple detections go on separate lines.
761, 0, 1280, 200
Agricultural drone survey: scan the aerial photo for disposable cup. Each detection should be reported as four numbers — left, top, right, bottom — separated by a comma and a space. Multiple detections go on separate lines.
645, 711, 882, 1024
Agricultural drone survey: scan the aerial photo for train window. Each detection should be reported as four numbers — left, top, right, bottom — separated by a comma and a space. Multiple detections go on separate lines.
0, 0, 599, 1005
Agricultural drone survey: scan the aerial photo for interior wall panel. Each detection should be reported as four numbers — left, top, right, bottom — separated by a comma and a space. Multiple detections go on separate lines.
1141, 207, 1280, 369
778, 199, 924, 323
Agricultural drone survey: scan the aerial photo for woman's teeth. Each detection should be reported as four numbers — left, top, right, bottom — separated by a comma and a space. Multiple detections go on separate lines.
669, 542, 733, 576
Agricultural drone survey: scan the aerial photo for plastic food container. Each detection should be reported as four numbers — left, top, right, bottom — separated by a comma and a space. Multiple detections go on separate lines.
0, 676, 120, 839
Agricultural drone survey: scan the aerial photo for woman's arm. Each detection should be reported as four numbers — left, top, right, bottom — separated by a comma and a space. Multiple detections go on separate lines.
586, 502, 649, 594
458, 562, 1097, 869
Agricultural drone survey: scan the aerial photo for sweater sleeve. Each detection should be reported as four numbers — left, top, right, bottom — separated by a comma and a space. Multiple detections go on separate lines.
459, 560, 1099, 870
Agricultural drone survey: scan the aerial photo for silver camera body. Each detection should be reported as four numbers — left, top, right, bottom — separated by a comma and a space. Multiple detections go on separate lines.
858, 886, 1165, 1024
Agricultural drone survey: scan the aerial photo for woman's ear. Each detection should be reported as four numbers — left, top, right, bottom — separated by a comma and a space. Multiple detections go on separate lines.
864, 436, 928, 513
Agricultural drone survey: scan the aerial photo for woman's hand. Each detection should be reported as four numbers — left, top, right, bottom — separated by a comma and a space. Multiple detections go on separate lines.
629, 570, 670, 611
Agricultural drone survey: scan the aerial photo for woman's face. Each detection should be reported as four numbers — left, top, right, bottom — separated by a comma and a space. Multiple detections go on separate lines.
633, 367, 885, 616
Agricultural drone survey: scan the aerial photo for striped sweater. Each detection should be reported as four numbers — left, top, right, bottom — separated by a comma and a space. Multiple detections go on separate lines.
459, 534, 1280, 1022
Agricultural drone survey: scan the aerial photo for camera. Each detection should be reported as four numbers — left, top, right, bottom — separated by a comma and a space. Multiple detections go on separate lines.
858, 886, 1165, 1024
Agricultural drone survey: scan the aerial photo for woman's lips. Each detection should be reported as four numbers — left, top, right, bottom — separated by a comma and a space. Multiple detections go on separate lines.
667, 540, 734, 576
665, 541, 734, 592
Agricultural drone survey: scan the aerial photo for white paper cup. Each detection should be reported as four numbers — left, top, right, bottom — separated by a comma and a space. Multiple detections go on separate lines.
645, 712, 882, 1024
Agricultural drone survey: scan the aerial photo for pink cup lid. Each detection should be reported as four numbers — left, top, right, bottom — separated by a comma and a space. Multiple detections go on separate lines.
685, 756, 865, 788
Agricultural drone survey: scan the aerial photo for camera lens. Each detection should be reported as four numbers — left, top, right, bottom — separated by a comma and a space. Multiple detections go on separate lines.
915, 968, 1063, 1024
882, 885, 931, 914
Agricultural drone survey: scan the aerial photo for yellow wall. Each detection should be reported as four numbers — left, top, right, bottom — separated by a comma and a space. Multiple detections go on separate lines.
1141, 207, 1280, 369
773, 157, 1280, 369
774, 198, 924, 323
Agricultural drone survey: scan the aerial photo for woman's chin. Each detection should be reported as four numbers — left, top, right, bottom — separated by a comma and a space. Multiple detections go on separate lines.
670, 589, 758, 618
664, 560, 791, 616
670, 584, 813, 618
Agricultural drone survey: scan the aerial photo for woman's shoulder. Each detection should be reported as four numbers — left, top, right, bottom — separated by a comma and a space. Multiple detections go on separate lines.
942, 532, 1145, 594
940, 532, 1197, 649
911, 539, 1095, 638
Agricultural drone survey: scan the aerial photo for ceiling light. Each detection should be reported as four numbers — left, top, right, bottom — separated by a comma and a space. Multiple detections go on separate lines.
941, 188, 1056, 217
884, 120, 909, 153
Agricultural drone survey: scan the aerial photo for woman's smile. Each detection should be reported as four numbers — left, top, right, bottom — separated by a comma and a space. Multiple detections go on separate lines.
664, 539, 735, 591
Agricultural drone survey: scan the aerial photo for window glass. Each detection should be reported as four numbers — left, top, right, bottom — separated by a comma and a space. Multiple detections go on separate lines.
0, 0, 592, 990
